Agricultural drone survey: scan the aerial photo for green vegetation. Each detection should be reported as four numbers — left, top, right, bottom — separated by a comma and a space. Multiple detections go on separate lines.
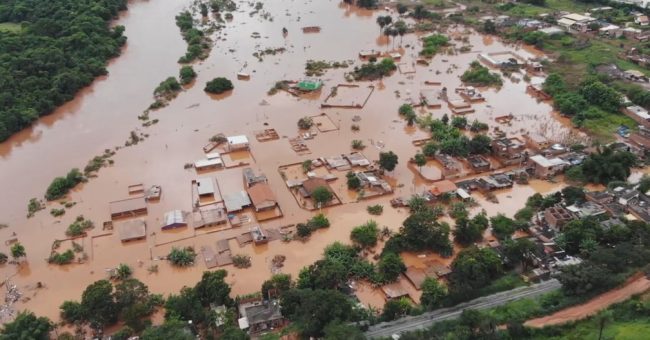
383, 201, 453, 256
305, 60, 349, 77
0, 253, 7, 265
168, 247, 196, 267
352, 58, 396, 80
398, 104, 417, 125
65, 215, 94, 237
566, 146, 636, 185
453, 211, 489, 245
312, 186, 334, 206
350, 220, 379, 248
426, 119, 492, 157
461, 61, 503, 86
232, 254, 252, 268
0, 312, 52, 339
420, 34, 449, 57
367, 204, 384, 215
379, 151, 399, 172
45, 168, 84, 201
295, 214, 331, 239
175, 11, 210, 63
115, 263, 132, 280
0, 0, 128, 142
347, 171, 361, 190
297, 116, 313, 129
48, 249, 75, 265
10, 242, 25, 259
154, 77, 181, 102
179, 65, 196, 85
204, 77, 233, 94
351, 139, 365, 150
26, 198, 44, 218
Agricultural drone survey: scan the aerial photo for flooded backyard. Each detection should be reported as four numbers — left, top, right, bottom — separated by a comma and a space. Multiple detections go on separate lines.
0, 0, 576, 320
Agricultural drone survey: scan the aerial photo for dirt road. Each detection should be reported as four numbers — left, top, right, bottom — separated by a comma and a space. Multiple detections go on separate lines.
525, 274, 650, 328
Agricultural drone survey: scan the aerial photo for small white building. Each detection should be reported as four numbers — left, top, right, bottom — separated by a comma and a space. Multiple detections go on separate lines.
227, 135, 250, 151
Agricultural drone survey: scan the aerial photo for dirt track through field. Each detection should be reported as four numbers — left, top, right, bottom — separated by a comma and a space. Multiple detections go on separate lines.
525, 273, 650, 328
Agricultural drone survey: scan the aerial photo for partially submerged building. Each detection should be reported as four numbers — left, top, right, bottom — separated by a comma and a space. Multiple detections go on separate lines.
246, 183, 278, 212
117, 219, 146, 242
223, 191, 252, 212
528, 155, 568, 178
238, 299, 286, 334
227, 135, 250, 151
492, 137, 527, 165
243, 168, 268, 188
109, 197, 147, 219
162, 210, 188, 230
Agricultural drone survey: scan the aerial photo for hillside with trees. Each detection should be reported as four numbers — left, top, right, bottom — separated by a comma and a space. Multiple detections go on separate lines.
0, 0, 128, 141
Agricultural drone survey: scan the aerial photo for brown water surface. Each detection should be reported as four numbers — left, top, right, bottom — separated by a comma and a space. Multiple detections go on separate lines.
0, 0, 574, 321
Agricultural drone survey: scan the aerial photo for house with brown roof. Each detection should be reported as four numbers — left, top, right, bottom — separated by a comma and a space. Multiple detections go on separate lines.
430, 180, 458, 197
299, 177, 330, 197
246, 183, 277, 212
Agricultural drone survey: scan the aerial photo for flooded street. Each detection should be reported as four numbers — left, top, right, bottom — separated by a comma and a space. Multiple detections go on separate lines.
0, 0, 573, 320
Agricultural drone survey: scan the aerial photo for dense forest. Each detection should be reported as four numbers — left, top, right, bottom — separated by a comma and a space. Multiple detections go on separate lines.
0, 0, 128, 142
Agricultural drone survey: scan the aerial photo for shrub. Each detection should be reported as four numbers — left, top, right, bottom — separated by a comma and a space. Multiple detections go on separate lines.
308, 214, 330, 229
347, 171, 362, 190
204, 77, 233, 94
367, 205, 383, 215
351, 221, 380, 248
179, 66, 197, 85
50, 208, 65, 217
66, 216, 94, 237
232, 254, 252, 268
297, 117, 314, 130
48, 250, 75, 265
168, 247, 196, 266
351, 139, 365, 150
461, 61, 502, 86
154, 77, 181, 97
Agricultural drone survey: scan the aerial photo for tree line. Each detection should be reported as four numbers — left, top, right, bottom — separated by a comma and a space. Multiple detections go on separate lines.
0, 0, 128, 141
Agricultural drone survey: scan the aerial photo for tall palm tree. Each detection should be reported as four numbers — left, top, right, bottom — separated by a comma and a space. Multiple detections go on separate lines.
395, 20, 407, 46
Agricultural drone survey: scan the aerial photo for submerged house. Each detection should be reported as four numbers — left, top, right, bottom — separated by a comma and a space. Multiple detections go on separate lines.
246, 183, 278, 212
162, 210, 188, 230
238, 299, 286, 334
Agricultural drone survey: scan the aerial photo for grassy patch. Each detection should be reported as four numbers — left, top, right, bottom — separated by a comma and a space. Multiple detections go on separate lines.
0, 22, 22, 33
581, 113, 636, 142
477, 273, 527, 297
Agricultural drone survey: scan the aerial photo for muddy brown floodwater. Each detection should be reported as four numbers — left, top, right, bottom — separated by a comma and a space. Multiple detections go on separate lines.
0, 0, 573, 321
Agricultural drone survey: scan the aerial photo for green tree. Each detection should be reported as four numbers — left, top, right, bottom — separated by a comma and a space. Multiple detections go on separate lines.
451, 116, 467, 129
194, 270, 232, 307
483, 20, 496, 34
376, 15, 392, 34
204, 77, 234, 94
490, 214, 516, 240
116, 263, 132, 280
346, 171, 361, 190
312, 186, 334, 206
141, 319, 194, 339
350, 221, 379, 248
469, 134, 492, 155
381, 297, 412, 321
579, 80, 622, 112
543, 73, 566, 96
81, 280, 118, 329
423, 142, 438, 157
323, 321, 364, 340
561, 186, 585, 205
60, 301, 85, 324
280, 289, 353, 338
168, 247, 196, 267
378, 252, 406, 282
580, 146, 636, 185
165, 287, 207, 324
553, 92, 587, 116
453, 217, 484, 246
10, 242, 25, 259
261, 274, 292, 298
414, 152, 427, 170
502, 238, 536, 271
420, 277, 447, 309
179, 66, 197, 85
1, 312, 52, 339
449, 247, 502, 294
379, 151, 399, 172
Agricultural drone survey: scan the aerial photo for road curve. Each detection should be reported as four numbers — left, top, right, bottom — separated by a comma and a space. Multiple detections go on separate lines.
365, 279, 562, 339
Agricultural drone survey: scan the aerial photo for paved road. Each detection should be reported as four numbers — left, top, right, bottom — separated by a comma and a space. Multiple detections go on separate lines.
365, 279, 562, 339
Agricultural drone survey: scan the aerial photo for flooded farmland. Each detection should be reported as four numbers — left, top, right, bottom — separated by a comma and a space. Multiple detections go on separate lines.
0, 0, 575, 321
